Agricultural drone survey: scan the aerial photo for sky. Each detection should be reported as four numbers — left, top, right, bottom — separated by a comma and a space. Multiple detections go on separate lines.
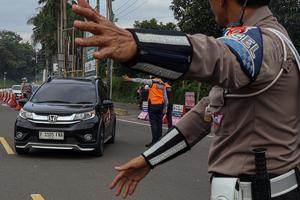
0, 0, 176, 43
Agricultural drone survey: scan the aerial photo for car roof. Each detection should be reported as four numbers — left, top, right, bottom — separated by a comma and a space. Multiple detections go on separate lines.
48, 78, 96, 85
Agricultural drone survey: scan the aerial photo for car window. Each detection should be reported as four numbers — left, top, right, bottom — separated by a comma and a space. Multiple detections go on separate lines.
12, 85, 21, 90
31, 82, 97, 104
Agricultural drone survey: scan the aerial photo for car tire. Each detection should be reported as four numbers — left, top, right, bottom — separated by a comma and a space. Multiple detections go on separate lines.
107, 117, 116, 144
92, 125, 105, 157
15, 147, 29, 155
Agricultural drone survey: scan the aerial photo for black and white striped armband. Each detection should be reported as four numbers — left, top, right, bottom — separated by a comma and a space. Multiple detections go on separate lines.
142, 127, 191, 169
123, 29, 193, 80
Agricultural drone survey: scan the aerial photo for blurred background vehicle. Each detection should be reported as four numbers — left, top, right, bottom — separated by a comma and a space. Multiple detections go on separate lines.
11, 85, 22, 98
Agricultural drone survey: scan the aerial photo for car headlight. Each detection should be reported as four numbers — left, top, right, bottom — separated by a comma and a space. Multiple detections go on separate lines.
19, 108, 34, 119
74, 110, 96, 121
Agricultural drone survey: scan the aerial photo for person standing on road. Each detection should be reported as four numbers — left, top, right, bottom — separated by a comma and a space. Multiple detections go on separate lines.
72, 0, 300, 199
20, 77, 32, 99
164, 82, 173, 129
123, 75, 168, 147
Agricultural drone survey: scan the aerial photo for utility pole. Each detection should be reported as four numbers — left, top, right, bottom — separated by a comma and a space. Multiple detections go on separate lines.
96, 0, 100, 77
106, 0, 113, 99
63, 0, 68, 78
3, 72, 7, 89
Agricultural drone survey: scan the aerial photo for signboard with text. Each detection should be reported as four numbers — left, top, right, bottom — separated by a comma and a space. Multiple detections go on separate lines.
84, 32, 97, 77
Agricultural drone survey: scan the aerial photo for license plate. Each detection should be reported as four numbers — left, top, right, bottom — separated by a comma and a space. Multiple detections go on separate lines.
39, 131, 64, 140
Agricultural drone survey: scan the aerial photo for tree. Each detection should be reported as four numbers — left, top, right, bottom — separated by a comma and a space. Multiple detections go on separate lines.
270, 0, 300, 50
170, 0, 300, 50
134, 18, 177, 30
0, 31, 40, 82
28, 0, 84, 74
170, 0, 220, 36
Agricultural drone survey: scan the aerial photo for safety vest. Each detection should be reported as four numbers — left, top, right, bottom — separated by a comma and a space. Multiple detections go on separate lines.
148, 82, 165, 105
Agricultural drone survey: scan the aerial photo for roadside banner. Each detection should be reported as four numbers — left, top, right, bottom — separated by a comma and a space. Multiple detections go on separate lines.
185, 92, 195, 109
84, 32, 97, 77
172, 104, 185, 125
138, 101, 149, 120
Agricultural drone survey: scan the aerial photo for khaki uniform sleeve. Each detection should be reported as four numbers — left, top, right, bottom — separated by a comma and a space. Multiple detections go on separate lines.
184, 34, 250, 89
175, 97, 211, 146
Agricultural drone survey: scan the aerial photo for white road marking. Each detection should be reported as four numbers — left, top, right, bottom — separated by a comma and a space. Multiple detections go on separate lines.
117, 118, 168, 130
117, 118, 215, 137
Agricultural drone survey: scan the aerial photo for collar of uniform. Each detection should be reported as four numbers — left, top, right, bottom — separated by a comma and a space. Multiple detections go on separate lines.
243, 6, 273, 26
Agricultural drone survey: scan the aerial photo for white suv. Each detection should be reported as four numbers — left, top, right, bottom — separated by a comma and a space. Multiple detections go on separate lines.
11, 85, 22, 98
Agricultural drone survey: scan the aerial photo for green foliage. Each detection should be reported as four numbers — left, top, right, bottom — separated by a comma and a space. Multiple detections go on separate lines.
28, 0, 84, 72
134, 18, 177, 30
270, 0, 300, 50
0, 31, 40, 82
112, 76, 139, 103
170, 0, 220, 36
0, 79, 17, 89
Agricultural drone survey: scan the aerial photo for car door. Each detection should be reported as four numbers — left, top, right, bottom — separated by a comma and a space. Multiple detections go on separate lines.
98, 80, 113, 140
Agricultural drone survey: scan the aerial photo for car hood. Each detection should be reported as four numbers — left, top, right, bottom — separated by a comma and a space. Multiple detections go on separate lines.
23, 102, 95, 115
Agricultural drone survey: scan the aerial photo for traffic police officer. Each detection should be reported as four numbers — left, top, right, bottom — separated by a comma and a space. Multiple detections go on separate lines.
122, 75, 168, 147
72, 0, 300, 199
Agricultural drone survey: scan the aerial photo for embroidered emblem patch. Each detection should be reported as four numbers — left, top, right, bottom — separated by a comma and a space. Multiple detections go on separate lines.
212, 113, 224, 126
218, 26, 263, 82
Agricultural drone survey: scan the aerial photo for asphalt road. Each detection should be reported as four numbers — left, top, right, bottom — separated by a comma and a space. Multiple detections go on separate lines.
0, 103, 211, 200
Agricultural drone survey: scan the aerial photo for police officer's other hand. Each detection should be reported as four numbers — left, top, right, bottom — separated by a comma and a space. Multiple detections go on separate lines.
122, 75, 131, 82
163, 108, 167, 114
110, 156, 151, 198
72, 0, 138, 62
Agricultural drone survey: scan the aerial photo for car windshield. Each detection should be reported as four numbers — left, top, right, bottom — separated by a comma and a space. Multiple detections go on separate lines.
12, 85, 21, 90
31, 82, 97, 104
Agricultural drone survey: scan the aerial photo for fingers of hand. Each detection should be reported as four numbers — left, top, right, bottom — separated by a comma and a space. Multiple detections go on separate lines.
74, 20, 102, 35
124, 180, 133, 199
115, 160, 135, 171
75, 35, 102, 47
72, 5, 99, 23
77, 0, 93, 9
110, 171, 125, 190
93, 48, 113, 60
115, 178, 127, 196
129, 181, 138, 196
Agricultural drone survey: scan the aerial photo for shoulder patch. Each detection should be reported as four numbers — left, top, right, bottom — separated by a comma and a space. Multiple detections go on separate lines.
218, 27, 263, 82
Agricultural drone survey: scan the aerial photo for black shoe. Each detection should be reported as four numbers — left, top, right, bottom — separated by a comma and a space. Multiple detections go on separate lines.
145, 142, 154, 148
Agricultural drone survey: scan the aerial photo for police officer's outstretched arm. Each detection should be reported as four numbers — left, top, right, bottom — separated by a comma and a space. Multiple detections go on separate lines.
109, 98, 211, 198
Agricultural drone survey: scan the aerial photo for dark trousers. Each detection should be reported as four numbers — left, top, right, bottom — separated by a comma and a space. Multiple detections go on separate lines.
148, 104, 164, 143
166, 104, 173, 129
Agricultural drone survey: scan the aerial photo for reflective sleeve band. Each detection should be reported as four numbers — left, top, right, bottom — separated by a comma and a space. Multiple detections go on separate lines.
142, 127, 191, 169
122, 29, 193, 80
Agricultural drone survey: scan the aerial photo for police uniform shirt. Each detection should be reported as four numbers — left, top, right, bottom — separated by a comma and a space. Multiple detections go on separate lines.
175, 6, 300, 176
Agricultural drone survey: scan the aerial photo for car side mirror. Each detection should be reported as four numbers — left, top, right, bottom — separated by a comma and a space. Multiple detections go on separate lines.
18, 99, 28, 107
103, 99, 113, 108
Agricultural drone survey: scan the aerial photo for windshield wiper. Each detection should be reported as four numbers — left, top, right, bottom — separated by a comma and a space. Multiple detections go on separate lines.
35, 100, 72, 104
74, 101, 95, 104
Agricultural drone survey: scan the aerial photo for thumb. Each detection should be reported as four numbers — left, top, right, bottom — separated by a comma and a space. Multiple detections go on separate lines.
114, 162, 133, 171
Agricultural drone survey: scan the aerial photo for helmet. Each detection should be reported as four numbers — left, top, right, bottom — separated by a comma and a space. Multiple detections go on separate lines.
21, 77, 27, 82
